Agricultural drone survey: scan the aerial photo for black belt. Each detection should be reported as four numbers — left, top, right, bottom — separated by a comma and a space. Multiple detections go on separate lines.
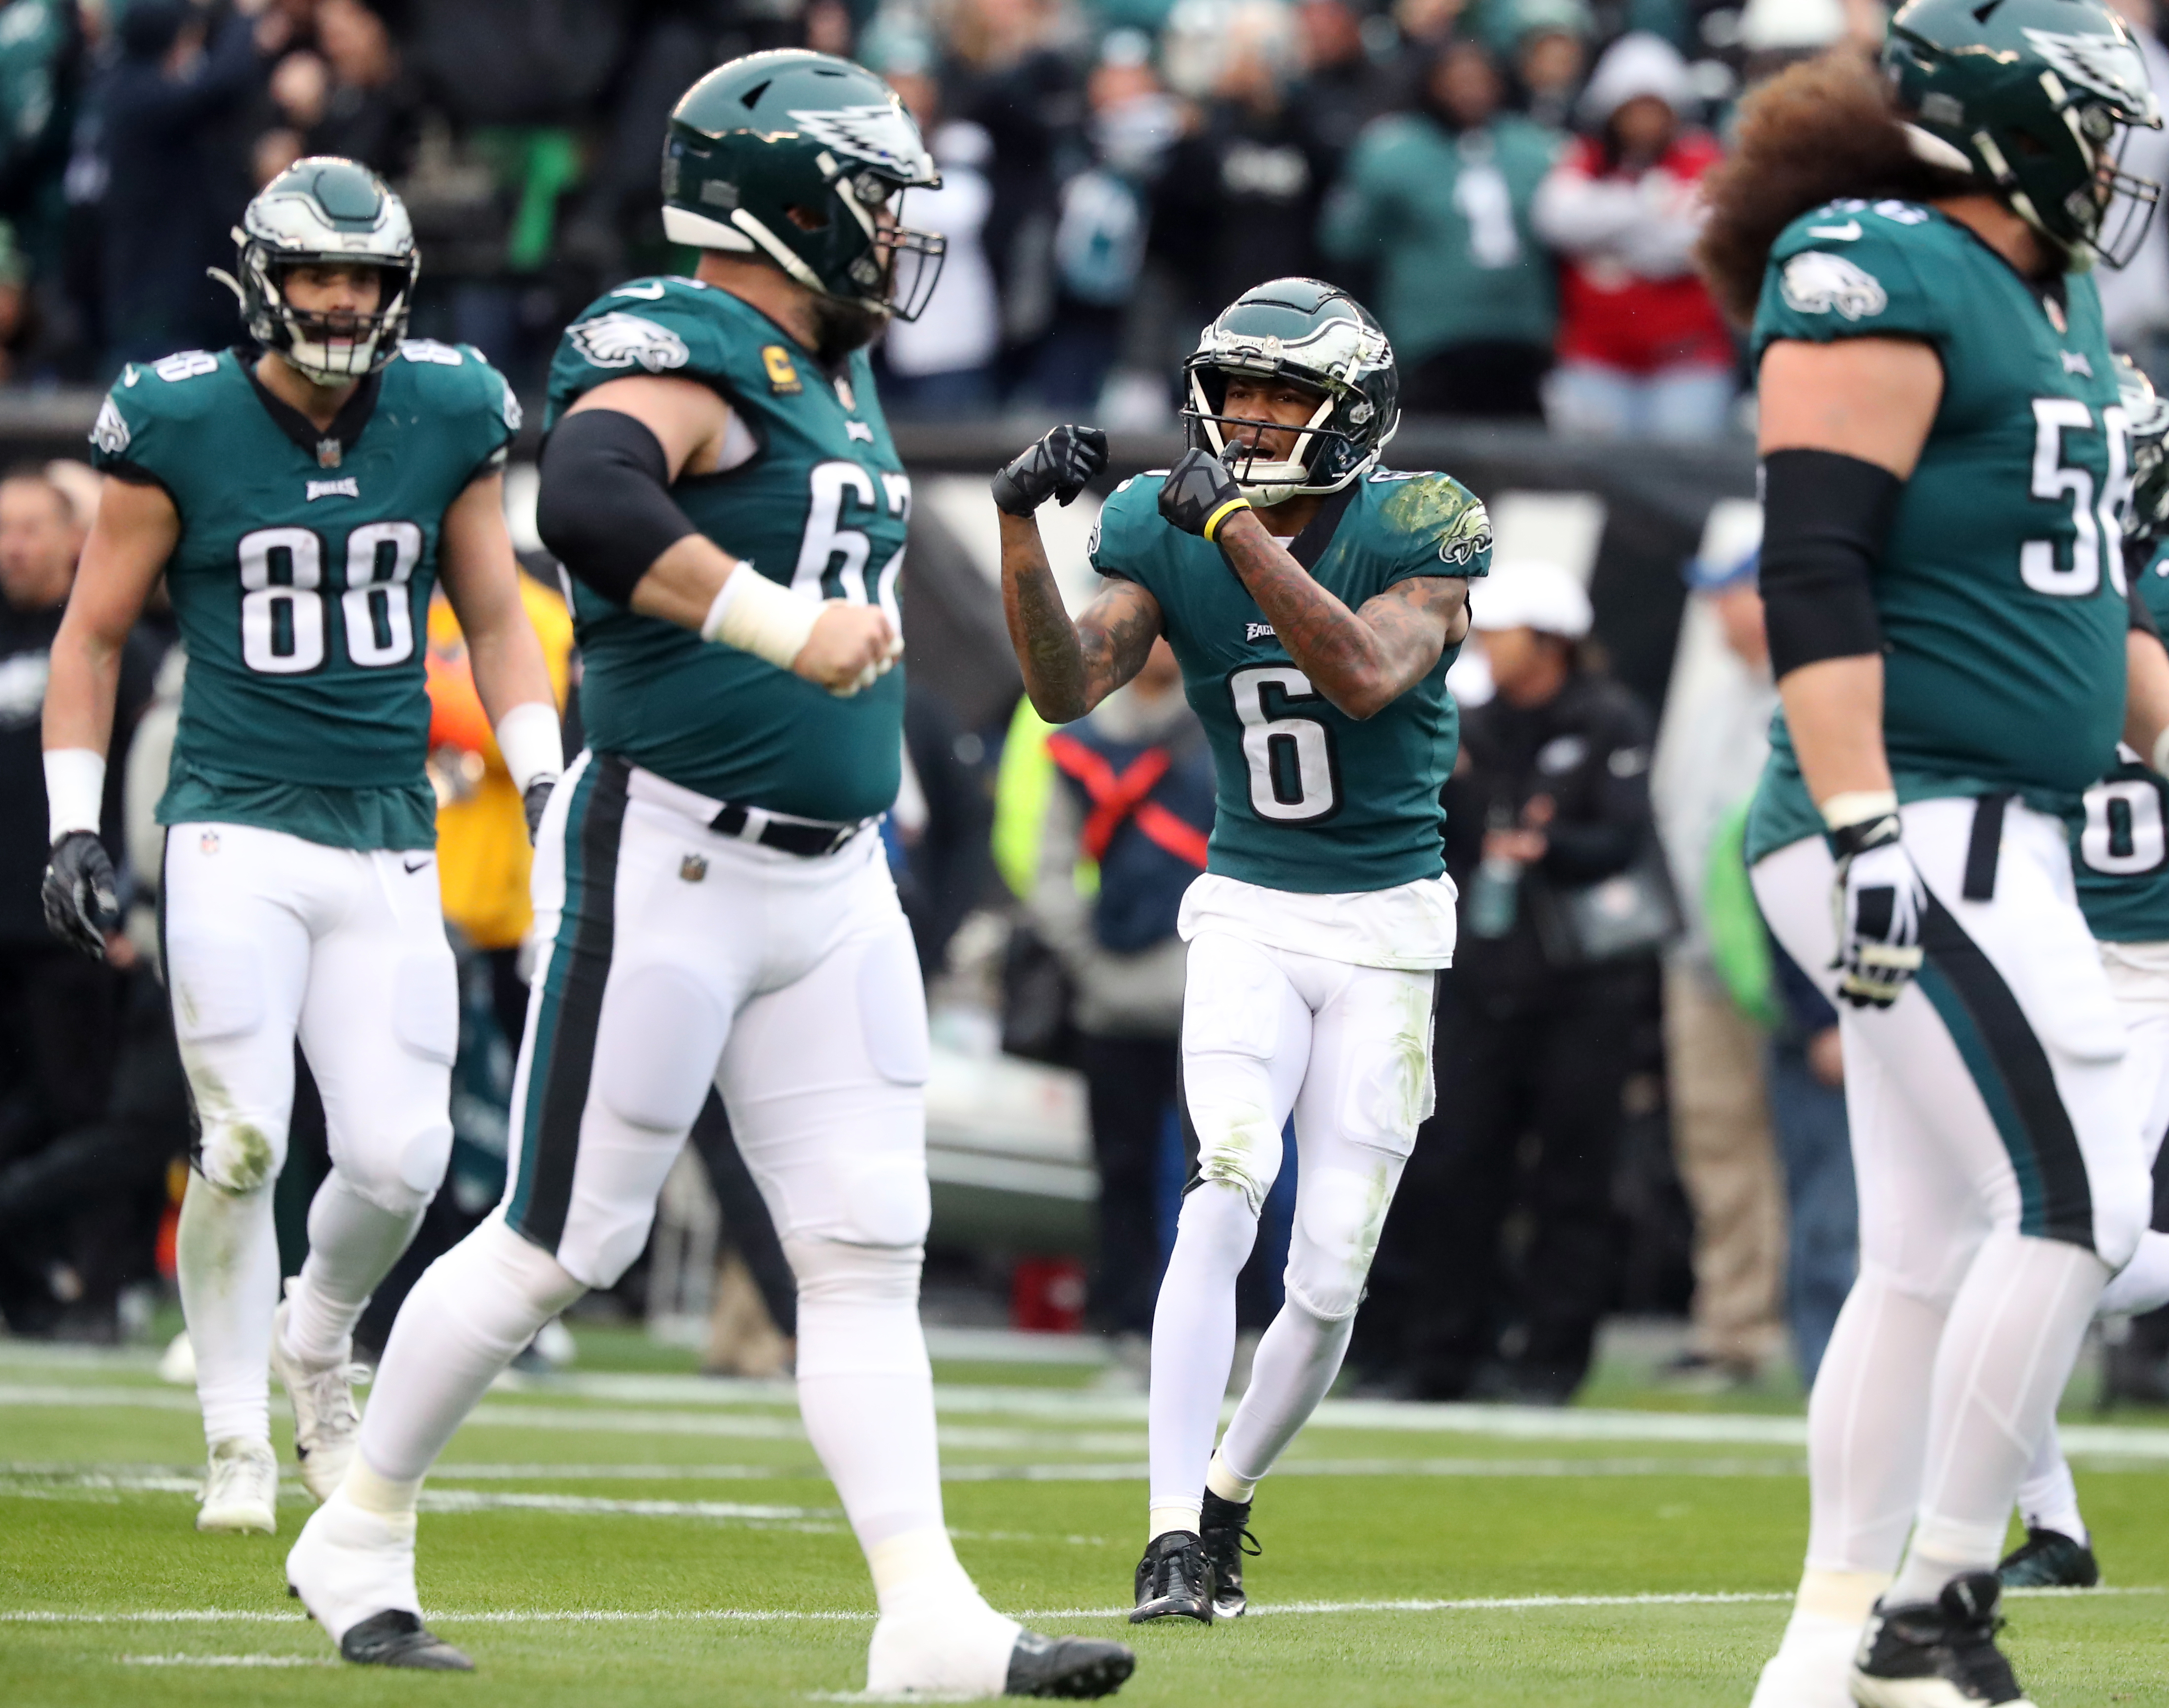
708, 799, 866, 858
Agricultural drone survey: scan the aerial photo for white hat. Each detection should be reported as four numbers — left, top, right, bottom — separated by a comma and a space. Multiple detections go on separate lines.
1470, 558, 1594, 639
1738, 0, 1846, 50
1577, 31, 1693, 126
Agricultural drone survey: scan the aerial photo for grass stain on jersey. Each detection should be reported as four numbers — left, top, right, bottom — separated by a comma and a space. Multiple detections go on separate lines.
1376, 477, 1491, 569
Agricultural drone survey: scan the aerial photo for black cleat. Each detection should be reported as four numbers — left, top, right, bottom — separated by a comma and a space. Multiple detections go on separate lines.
1996, 1526, 2099, 1590
1130, 1531, 1214, 1624
1851, 1572, 2032, 1707
1199, 1490, 1260, 1619
1004, 1630, 1137, 1697
338, 1608, 474, 1671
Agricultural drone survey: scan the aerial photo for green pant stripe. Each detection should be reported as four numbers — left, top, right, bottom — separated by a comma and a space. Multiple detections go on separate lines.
1915, 892, 2094, 1249
505, 755, 629, 1247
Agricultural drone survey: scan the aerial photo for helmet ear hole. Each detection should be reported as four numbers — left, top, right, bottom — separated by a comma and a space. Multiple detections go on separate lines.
784, 204, 830, 231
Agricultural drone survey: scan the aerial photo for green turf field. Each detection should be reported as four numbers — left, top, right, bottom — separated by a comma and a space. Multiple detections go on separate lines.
7, 1326, 2169, 1706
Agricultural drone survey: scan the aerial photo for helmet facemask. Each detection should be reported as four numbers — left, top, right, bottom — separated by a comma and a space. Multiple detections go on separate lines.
2119, 355, 2169, 542
1985, 83, 2162, 266
1179, 291, 1399, 508
1185, 365, 1359, 508
237, 244, 416, 385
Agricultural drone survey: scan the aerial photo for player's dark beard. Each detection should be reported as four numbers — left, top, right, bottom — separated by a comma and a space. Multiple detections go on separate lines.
809, 293, 890, 363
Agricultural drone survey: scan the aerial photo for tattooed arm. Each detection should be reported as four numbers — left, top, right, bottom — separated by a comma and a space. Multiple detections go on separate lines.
1215, 508, 1469, 720
998, 510, 1166, 723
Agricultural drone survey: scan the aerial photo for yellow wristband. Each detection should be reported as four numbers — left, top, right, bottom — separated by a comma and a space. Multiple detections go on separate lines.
1201, 496, 1251, 543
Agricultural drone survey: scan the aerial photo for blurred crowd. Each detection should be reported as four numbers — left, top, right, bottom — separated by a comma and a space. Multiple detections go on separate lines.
14, 0, 2162, 433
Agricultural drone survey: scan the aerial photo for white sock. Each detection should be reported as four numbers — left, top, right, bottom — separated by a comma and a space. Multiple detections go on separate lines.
1891, 1231, 2107, 1604
353, 1213, 584, 1484
788, 1236, 950, 1551
1147, 1181, 1258, 1535
1802, 1269, 1948, 1574
2013, 1422, 2088, 1545
2099, 1227, 2169, 1316
282, 1173, 427, 1369
1750, 1568, 1892, 1708
1216, 1295, 1354, 1489
177, 1174, 282, 1446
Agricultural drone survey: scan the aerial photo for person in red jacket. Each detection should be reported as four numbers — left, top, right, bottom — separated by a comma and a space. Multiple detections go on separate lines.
1532, 32, 1737, 439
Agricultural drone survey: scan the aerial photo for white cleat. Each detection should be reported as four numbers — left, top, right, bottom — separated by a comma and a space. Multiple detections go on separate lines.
196, 1436, 277, 1534
286, 1486, 465, 1666
270, 1290, 362, 1503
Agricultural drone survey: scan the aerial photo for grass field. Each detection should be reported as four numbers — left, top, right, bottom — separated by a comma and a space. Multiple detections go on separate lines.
8, 1325, 2169, 1707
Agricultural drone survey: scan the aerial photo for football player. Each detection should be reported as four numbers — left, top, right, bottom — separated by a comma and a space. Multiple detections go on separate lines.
1999, 361, 2169, 1592
283, 52, 1135, 1698
40, 159, 561, 1534
1696, 10, 2169, 1704
993, 279, 1487, 1624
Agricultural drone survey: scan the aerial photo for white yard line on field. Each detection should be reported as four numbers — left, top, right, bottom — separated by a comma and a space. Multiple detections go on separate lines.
10, 1373, 2169, 1464
122, 1653, 332, 1666
10, 1587, 2157, 1630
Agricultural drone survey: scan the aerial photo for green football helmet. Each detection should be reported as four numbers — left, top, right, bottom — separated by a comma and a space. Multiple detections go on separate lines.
1885, 0, 2162, 267
661, 50, 945, 321
212, 157, 418, 386
1181, 279, 1399, 507
2118, 355, 2169, 542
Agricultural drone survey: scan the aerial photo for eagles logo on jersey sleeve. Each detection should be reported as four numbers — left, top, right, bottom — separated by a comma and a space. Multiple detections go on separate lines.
1753, 200, 1948, 355
1371, 471, 1493, 579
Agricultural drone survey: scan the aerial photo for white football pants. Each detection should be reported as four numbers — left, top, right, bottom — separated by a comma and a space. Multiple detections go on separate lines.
1147, 927, 1438, 1525
1751, 796, 2147, 1585
164, 820, 457, 1444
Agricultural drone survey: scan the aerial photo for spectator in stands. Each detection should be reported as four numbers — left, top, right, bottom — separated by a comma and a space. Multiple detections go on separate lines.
1509, 0, 1595, 129
943, 0, 1087, 394
879, 47, 1003, 417
1153, 0, 1333, 336
1531, 32, 1735, 440
1028, 639, 1211, 1363
258, 0, 411, 183
1652, 541, 1786, 1389
1319, 36, 1561, 418
1294, 0, 1395, 171
0, 463, 154, 1332
99, 0, 290, 368
1027, 30, 1176, 408
1408, 559, 1659, 1401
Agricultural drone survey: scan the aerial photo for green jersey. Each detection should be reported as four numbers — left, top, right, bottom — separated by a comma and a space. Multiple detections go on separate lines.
543, 279, 906, 822
1743, 200, 2128, 867
89, 342, 519, 851
2075, 538, 2169, 941
1089, 468, 1490, 894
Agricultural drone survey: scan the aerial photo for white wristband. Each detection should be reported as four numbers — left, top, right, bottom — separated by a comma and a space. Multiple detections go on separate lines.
2152, 728, 2169, 779
44, 747, 106, 842
494, 701, 564, 797
701, 561, 820, 671
1820, 789, 1899, 833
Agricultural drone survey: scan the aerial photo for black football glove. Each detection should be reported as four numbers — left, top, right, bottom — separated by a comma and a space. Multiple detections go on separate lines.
42, 830, 119, 960
990, 424, 1109, 517
522, 775, 557, 844
1828, 809, 1925, 1009
1158, 447, 1252, 542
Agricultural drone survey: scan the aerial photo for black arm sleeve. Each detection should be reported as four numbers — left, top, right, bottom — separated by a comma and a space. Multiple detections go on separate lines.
1758, 448, 1900, 679
2126, 539, 2162, 639
535, 409, 701, 607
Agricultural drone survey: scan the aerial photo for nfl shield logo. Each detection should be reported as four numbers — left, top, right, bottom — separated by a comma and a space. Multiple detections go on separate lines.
679, 854, 708, 883
200, 832, 220, 855
316, 437, 342, 469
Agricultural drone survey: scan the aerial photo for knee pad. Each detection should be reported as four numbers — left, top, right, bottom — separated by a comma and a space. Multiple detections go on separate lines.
196, 1116, 285, 1195
2094, 1185, 2148, 1275
1282, 1160, 1396, 1323
783, 1232, 923, 1307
